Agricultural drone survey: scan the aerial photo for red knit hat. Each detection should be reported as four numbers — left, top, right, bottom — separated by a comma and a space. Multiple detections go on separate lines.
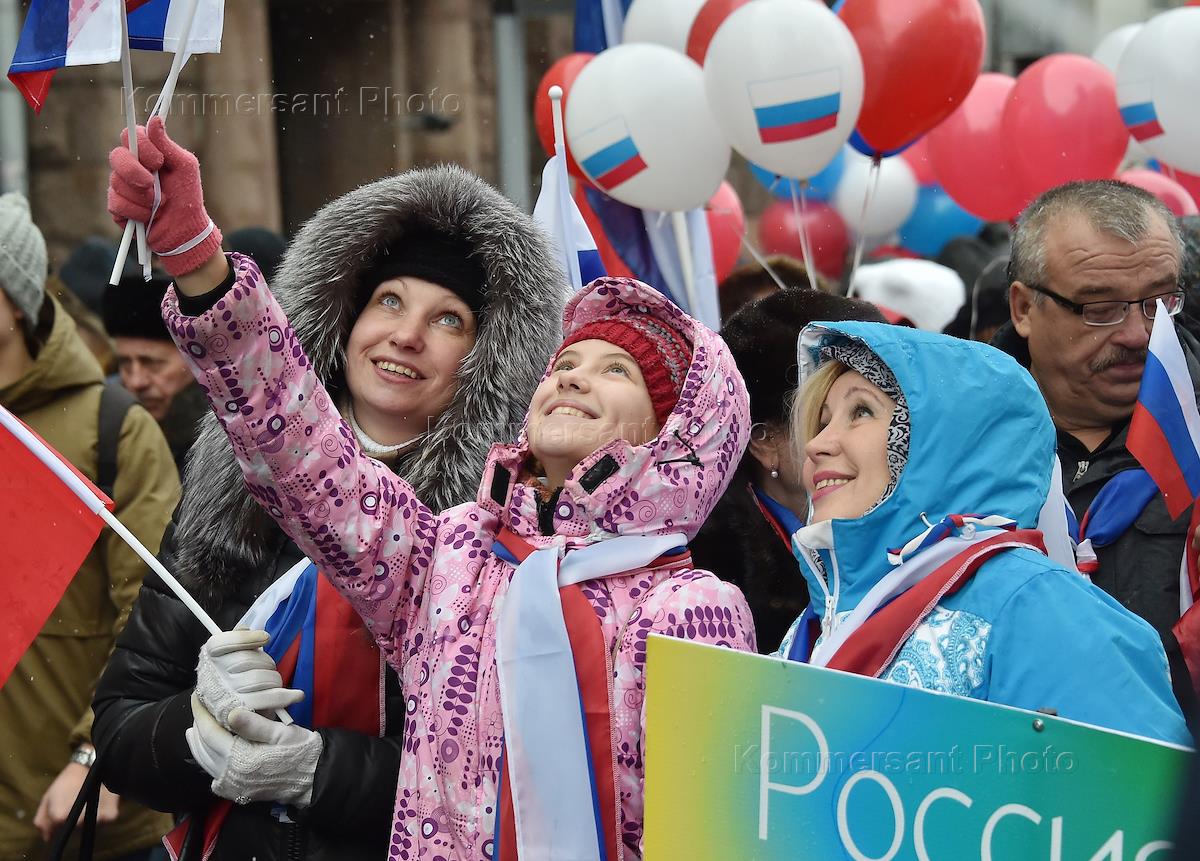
557, 315, 693, 425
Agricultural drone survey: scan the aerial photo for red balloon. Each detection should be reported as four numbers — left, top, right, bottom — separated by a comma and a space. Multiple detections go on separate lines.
839, 0, 985, 154
572, 183, 635, 279
534, 53, 594, 182
927, 73, 1029, 222
1118, 169, 1200, 217
758, 199, 849, 280
1157, 164, 1200, 212
705, 181, 745, 283
685, 0, 750, 65
1002, 55, 1128, 200
899, 135, 936, 187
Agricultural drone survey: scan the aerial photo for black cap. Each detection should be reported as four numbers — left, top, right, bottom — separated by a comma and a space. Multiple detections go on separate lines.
102, 270, 174, 341
357, 227, 487, 319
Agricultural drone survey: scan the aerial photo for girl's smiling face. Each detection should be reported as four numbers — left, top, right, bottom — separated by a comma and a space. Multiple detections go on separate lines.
802, 370, 895, 522
527, 339, 660, 489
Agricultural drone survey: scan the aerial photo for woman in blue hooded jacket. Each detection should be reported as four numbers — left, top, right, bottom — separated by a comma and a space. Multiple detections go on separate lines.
777, 321, 1190, 746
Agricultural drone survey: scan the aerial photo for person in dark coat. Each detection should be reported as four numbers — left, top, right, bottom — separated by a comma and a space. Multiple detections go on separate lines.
102, 269, 209, 472
691, 287, 885, 650
993, 180, 1200, 719
91, 165, 565, 861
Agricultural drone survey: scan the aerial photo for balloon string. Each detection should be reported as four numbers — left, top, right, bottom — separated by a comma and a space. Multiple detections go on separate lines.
739, 233, 789, 292
788, 179, 819, 291
847, 156, 882, 296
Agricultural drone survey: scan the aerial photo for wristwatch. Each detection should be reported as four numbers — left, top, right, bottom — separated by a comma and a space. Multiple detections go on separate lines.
69, 745, 97, 768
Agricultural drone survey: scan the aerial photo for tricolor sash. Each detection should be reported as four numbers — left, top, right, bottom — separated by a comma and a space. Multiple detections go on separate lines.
165, 560, 383, 860
790, 522, 1046, 678
491, 528, 689, 861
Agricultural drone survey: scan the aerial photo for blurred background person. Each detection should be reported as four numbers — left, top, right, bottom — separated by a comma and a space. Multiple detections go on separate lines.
0, 192, 179, 860
102, 270, 208, 472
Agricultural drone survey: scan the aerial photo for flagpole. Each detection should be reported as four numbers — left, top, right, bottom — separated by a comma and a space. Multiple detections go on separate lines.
549, 85, 583, 294
110, 0, 204, 286
111, 1, 150, 286
0, 404, 293, 724
670, 210, 700, 317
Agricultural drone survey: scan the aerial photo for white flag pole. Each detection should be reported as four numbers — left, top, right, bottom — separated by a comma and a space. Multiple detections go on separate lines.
549, 85, 583, 294
0, 404, 293, 724
671, 210, 700, 316
110, 0, 204, 285
110, 2, 149, 287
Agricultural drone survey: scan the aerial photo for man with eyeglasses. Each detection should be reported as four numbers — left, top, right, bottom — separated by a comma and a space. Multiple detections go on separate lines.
994, 180, 1198, 723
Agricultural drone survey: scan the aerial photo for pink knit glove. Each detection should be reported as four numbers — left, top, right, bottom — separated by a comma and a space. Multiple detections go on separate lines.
107, 116, 223, 277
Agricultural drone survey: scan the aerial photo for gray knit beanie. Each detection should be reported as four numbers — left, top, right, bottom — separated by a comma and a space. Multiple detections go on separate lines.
0, 192, 48, 336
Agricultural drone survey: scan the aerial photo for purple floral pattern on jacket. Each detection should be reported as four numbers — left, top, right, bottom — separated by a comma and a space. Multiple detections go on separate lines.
163, 255, 756, 860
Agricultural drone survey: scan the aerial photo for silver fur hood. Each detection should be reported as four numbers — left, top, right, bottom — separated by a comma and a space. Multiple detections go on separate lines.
172, 165, 565, 599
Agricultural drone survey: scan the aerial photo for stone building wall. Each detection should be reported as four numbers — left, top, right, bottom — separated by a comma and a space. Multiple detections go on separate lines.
24, 0, 517, 267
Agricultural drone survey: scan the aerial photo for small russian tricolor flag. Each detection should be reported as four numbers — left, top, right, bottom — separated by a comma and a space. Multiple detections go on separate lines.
1117, 80, 1165, 142
532, 154, 606, 296
749, 69, 841, 145
577, 117, 648, 192
7, 0, 224, 114
1128, 299, 1200, 519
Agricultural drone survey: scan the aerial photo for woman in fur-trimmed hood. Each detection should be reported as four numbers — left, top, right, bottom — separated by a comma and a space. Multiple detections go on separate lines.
92, 161, 565, 861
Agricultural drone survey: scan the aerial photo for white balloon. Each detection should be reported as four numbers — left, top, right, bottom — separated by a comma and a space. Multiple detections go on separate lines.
1092, 23, 1142, 74
703, 0, 863, 180
833, 156, 918, 238
623, 0, 707, 54
851, 260, 966, 333
565, 43, 730, 212
1116, 8, 1200, 174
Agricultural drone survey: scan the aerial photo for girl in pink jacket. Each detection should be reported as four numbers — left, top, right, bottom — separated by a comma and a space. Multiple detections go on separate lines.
110, 121, 756, 860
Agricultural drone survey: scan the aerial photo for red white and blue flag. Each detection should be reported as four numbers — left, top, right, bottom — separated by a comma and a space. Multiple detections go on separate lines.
749, 68, 841, 145
1127, 300, 1200, 612
533, 154, 606, 296
577, 117, 648, 192
8, 0, 224, 113
1117, 80, 1165, 142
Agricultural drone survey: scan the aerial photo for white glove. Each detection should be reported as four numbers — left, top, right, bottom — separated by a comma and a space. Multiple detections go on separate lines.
186, 694, 323, 808
195, 629, 304, 728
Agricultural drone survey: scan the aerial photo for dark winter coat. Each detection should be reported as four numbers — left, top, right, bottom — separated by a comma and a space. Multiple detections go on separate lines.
91, 165, 566, 861
690, 477, 807, 652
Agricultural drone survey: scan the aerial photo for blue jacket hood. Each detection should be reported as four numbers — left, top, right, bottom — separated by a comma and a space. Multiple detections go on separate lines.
793, 321, 1057, 612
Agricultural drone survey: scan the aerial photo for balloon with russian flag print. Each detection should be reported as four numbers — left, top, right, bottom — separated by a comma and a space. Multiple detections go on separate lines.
565, 43, 730, 212
1115, 7, 1200, 175
700, 0, 863, 182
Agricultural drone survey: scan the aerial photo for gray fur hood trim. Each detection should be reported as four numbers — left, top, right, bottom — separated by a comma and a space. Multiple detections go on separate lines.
174, 165, 565, 603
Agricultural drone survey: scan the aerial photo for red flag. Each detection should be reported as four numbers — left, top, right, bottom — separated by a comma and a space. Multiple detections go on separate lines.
0, 408, 113, 690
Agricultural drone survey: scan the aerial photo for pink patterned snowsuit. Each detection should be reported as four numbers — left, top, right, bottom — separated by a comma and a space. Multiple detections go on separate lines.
164, 256, 756, 859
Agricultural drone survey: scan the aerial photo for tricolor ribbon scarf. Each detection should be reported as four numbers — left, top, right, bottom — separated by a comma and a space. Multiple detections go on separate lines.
788, 515, 1047, 676
1073, 468, 1159, 576
164, 560, 383, 861
490, 528, 689, 861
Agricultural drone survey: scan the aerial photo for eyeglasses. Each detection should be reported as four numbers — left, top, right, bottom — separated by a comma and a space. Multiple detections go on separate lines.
1025, 283, 1186, 327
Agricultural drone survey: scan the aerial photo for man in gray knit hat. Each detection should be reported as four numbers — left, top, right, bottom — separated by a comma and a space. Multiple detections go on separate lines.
0, 192, 180, 860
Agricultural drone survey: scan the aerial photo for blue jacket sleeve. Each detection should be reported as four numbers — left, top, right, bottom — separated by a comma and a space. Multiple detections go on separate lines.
984, 559, 1191, 747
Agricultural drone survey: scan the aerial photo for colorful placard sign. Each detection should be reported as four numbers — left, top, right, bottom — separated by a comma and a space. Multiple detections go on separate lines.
644, 636, 1191, 860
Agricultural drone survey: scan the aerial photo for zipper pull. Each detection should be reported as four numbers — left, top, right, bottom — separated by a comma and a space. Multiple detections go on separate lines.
822, 594, 836, 636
